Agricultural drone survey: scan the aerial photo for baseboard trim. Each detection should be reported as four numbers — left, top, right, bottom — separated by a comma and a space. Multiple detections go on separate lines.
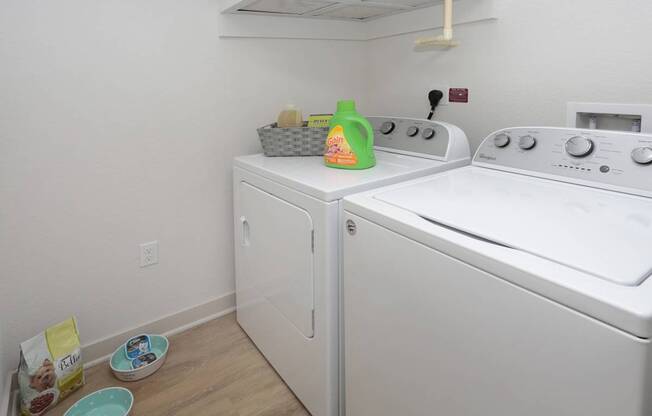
2, 292, 236, 416
1, 372, 12, 416
82, 292, 236, 367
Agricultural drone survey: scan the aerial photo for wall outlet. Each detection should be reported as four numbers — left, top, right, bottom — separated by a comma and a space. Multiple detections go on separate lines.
428, 85, 450, 107
449, 88, 469, 103
140, 241, 159, 267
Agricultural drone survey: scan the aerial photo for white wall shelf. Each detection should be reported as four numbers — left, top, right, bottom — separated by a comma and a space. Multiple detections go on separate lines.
222, 0, 440, 22
218, 0, 496, 41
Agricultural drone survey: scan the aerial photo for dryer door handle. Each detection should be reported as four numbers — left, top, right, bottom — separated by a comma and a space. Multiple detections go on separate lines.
240, 216, 250, 247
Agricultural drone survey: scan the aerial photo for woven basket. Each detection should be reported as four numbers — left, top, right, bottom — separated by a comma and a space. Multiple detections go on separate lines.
257, 123, 328, 157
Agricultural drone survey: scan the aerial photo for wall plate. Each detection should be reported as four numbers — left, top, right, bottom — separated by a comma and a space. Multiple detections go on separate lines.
449, 88, 468, 103
140, 241, 159, 267
567, 102, 652, 134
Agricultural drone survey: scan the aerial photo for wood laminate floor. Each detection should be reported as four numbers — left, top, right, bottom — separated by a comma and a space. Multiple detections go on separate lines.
49, 313, 310, 416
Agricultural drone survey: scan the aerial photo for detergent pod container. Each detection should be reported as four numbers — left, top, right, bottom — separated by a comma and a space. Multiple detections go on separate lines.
324, 100, 376, 170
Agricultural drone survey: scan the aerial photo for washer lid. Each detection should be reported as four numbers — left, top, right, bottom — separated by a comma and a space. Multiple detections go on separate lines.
374, 167, 652, 287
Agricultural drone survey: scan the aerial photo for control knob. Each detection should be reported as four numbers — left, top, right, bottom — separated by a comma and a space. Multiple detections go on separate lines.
380, 121, 395, 135
422, 128, 436, 140
518, 135, 537, 150
565, 136, 594, 157
406, 126, 419, 137
631, 147, 652, 165
493, 133, 511, 148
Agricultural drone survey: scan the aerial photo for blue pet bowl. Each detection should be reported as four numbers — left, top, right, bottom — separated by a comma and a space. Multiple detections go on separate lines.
64, 387, 133, 416
110, 334, 169, 381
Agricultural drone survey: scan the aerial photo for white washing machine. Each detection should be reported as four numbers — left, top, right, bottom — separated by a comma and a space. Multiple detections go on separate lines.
233, 116, 470, 416
342, 127, 652, 416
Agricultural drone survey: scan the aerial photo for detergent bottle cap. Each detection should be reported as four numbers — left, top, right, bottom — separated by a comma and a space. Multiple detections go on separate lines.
337, 100, 356, 112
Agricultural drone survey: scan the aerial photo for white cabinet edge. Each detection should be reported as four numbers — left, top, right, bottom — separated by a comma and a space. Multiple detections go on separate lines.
217, 0, 497, 41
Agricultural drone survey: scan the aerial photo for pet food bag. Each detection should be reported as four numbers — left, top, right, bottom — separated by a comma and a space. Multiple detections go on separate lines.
18, 317, 84, 416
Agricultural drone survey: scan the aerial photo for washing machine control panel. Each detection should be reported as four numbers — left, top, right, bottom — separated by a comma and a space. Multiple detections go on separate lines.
473, 127, 652, 197
369, 116, 453, 160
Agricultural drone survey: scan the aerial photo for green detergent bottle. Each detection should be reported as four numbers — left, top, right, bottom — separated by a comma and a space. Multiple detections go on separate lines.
324, 100, 376, 169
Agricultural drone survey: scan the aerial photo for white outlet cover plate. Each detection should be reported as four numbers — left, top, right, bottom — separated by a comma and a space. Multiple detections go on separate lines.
140, 241, 159, 267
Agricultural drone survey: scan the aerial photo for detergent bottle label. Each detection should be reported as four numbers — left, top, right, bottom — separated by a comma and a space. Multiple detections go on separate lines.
325, 125, 358, 166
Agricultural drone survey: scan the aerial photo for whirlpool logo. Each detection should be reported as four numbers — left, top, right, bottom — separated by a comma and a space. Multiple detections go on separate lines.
478, 153, 496, 161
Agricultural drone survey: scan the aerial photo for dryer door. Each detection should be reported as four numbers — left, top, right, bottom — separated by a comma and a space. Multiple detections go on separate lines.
238, 181, 315, 338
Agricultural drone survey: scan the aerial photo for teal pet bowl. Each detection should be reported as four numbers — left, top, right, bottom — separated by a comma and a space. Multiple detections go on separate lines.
64, 387, 133, 416
110, 335, 169, 381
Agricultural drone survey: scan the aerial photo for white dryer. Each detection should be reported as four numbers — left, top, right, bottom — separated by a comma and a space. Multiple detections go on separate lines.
342, 127, 652, 416
233, 117, 470, 416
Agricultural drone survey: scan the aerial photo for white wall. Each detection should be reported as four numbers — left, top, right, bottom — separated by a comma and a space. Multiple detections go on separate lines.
0, 322, 6, 412
365, 0, 652, 149
0, 0, 366, 378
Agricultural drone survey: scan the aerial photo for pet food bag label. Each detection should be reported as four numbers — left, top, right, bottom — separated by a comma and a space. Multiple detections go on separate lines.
18, 317, 84, 416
